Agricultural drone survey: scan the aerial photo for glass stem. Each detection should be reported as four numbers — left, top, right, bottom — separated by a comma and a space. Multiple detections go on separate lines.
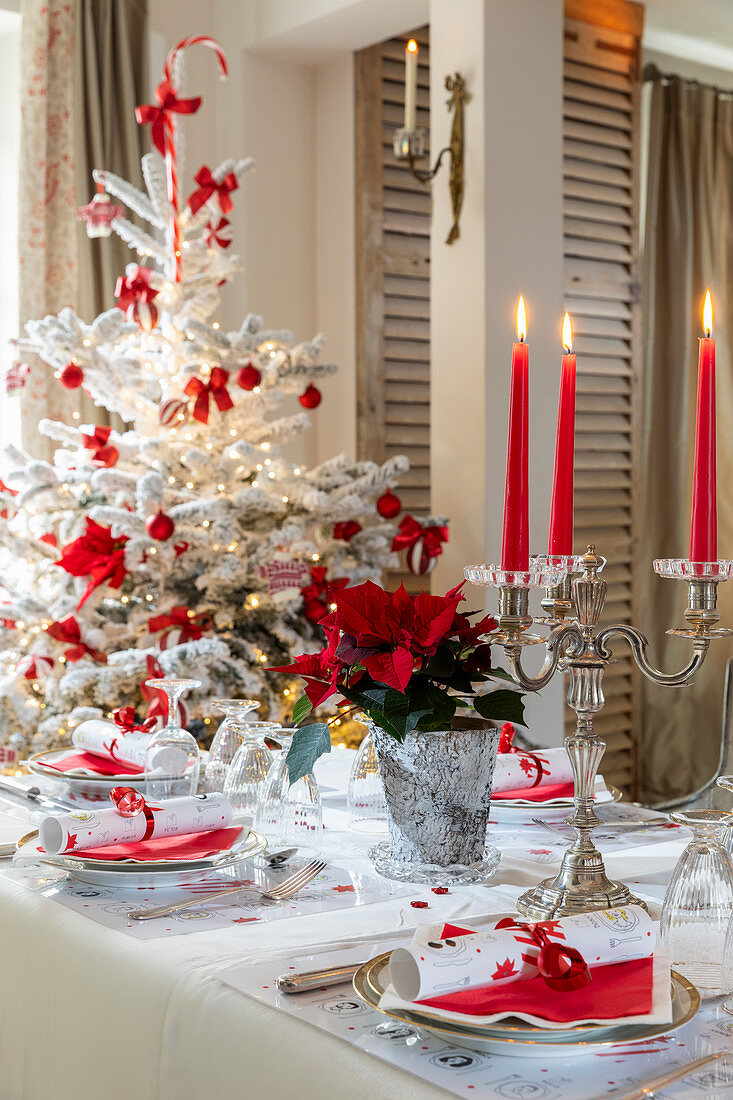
167, 687, 182, 726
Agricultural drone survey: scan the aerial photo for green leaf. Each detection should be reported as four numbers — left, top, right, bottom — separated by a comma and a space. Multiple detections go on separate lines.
488, 668, 517, 684
285, 723, 331, 784
292, 695, 314, 725
474, 689, 526, 726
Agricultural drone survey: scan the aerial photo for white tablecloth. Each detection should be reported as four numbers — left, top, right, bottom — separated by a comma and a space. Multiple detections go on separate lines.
0, 748, 688, 1100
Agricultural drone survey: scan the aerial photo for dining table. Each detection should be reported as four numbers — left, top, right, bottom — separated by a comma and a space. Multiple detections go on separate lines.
0, 745, 726, 1100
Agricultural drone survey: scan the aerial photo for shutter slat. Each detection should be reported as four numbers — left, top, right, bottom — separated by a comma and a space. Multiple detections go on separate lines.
564, 176, 631, 205
564, 196, 631, 225
565, 216, 632, 245
564, 117, 632, 151
564, 78, 631, 112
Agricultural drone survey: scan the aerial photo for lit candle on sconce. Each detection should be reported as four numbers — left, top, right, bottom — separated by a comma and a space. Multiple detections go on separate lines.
501, 296, 530, 571
404, 39, 418, 132
689, 289, 717, 562
548, 312, 577, 556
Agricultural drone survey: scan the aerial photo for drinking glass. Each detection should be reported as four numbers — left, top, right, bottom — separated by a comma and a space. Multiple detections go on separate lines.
254, 728, 323, 856
347, 731, 387, 833
660, 809, 733, 996
222, 720, 280, 824
143, 678, 201, 799
205, 699, 261, 793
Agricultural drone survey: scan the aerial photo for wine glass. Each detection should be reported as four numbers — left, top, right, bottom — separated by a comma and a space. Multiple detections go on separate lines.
222, 720, 280, 824
254, 728, 323, 857
660, 809, 733, 996
143, 678, 201, 799
205, 699, 261, 793
347, 731, 387, 833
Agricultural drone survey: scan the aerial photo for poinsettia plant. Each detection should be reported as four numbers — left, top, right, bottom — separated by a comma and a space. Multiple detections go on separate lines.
272, 579, 525, 782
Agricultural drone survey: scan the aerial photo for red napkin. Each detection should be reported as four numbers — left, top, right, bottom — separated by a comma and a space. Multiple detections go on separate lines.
40, 826, 242, 863
415, 923, 653, 1023
42, 751, 144, 777
491, 780, 574, 802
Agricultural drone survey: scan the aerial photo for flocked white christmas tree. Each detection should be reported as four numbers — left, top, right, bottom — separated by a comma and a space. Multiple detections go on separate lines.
0, 36, 411, 758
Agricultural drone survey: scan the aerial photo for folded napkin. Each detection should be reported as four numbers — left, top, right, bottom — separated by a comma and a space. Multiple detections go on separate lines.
72, 718, 187, 774
492, 774, 611, 804
38, 790, 233, 855
491, 743, 574, 797
76, 825, 242, 863
43, 750, 143, 777
385, 907, 671, 1028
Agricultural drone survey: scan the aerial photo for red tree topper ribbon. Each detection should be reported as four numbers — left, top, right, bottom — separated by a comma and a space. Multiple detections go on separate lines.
57, 519, 129, 608
114, 266, 159, 311
148, 605, 213, 644
184, 367, 234, 424
494, 917, 591, 992
205, 217, 233, 249
187, 166, 238, 215
109, 786, 162, 840
47, 615, 107, 663
497, 722, 549, 788
81, 425, 119, 468
135, 80, 202, 156
333, 521, 362, 542
392, 515, 449, 572
17, 655, 54, 680
112, 706, 157, 736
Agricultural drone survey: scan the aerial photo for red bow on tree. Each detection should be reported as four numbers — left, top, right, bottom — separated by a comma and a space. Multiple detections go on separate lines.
148, 605, 213, 645
497, 722, 549, 787
392, 515, 449, 572
301, 566, 350, 604
17, 655, 54, 680
187, 166, 238, 215
47, 616, 107, 663
112, 706, 157, 735
115, 266, 158, 312
333, 521, 362, 542
56, 519, 129, 608
184, 368, 234, 424
81, 426, 119, 469
135, 80, 202, 156
205, 217, 233, 249
494, 917, 590, 991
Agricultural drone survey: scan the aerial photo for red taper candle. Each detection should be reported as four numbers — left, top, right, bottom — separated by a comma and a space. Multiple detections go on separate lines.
548, 313, 577, 556
501, 297, 530, 571
689, 290, 717, 562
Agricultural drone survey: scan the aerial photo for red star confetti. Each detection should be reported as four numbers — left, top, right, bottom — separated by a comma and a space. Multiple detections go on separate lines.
231, 917, 261, 924
410, 900, 429, 908
331, 884, 355, 893
431, 887, 449, 895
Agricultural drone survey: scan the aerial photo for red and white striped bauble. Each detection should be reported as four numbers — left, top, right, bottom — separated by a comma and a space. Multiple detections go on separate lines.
158, 398, 189, 426
5, 362, 30, 394
127, 300, 159, 332
404, 537, 438, 576
17, 654, 55, 681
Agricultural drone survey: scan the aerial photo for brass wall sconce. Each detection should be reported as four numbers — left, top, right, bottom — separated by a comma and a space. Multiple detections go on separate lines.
392, 48, 470, 245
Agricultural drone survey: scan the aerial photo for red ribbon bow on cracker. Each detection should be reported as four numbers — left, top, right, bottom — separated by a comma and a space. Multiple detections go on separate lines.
112, 706, 157, 736
497, 722, 550, 787
494, 917, 590, 992
109, 786, 162, 839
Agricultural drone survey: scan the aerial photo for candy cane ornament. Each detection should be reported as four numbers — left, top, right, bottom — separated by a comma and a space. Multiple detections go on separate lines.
161, 37, 228, 282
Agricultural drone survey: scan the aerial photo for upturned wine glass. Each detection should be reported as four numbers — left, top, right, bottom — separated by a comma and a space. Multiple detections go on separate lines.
254, 727, 323, 856
347, 731, 387, 833
143, 678, 201, 799
660, 809, 733, 996
222, 720, 280, 824
205, 699, 261, 793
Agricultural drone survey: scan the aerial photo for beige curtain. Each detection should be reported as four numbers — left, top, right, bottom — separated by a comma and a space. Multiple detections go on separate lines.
640, 71, 733, 800
18, 0, 147, 454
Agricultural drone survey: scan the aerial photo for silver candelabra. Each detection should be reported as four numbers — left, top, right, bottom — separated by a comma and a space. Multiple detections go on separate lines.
465, 545, 733, 919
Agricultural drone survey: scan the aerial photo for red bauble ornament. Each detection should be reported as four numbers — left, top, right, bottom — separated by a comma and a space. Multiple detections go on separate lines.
146, 511, 175, 542
405, 538, 438, 576
237, 363, 262, 391
299, 383, 322, 409
59, 363, 84, 390
303, 597, 328, 624
376, 490, 401, 519
127, 300, 159, 332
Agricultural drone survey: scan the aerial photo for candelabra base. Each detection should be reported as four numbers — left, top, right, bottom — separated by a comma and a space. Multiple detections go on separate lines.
516, 856, 648, 920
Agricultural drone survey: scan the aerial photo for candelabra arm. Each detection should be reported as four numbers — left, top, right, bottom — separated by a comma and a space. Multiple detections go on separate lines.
504, 622, 583, 692
595, 623, 710, 687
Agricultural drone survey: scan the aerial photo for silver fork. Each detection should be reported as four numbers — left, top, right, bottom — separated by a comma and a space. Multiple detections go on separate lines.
532, 816, 670, 836
128, 859, 326, 921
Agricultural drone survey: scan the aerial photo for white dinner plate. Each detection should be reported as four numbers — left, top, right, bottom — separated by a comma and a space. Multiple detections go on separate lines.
27, 748, 205, 807
488, 782, 622, 820
15, 825, 266, 888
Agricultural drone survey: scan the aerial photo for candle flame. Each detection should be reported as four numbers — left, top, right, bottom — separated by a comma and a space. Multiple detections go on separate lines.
562, 312, 572, 353
516, 296, 527, 342
703, 289, 713, 337
406, 39, 418, 53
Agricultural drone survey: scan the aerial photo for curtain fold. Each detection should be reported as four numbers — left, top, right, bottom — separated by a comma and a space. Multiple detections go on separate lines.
18, 0, 148, 454
640, 73, 733, 800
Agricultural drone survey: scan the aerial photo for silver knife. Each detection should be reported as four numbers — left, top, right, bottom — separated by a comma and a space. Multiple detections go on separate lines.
0, 777, 73, 813
277, 963, 361, 993
599, 1051, 730, 1100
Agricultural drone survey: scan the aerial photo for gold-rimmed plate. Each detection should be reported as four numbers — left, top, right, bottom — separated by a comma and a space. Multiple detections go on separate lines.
26, 749, 202, 807
489, 783, 622, 817
353, 953, 699, 1058
15, 827, 267, 888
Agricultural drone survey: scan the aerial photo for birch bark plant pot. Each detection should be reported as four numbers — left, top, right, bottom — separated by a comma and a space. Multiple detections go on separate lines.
369, 718, 501, 886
